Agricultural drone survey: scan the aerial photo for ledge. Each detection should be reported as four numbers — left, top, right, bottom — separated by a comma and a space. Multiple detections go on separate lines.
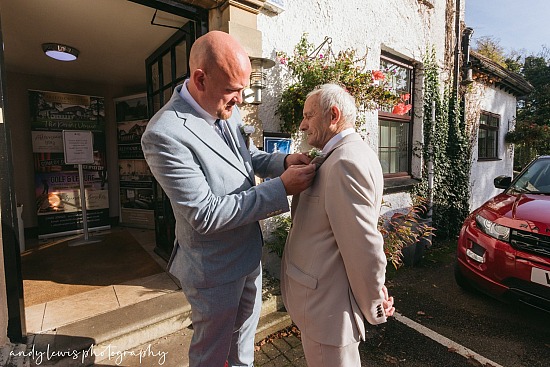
383, 177, 421, 195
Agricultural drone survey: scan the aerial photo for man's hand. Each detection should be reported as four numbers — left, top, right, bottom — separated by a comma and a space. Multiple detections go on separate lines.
382, 285, 395, 317
280, 164, 316, 195
284, 153, 312, 168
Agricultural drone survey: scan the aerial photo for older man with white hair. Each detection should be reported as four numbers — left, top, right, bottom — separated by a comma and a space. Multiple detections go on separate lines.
281, 83, 395, 367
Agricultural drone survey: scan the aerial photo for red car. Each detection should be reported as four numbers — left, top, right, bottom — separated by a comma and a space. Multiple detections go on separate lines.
455, 155, 550, 312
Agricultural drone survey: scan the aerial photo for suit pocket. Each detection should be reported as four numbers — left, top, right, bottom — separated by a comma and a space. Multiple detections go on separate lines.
286, 262, 318, 290
300, 192, 319, 203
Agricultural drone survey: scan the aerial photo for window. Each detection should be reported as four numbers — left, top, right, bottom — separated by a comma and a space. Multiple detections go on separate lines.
378, 54, 414, 176
478, 111, 499, 159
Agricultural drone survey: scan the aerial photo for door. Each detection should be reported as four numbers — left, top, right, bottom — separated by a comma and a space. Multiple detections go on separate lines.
0, 16, 26, 342
145, 19, 204, 260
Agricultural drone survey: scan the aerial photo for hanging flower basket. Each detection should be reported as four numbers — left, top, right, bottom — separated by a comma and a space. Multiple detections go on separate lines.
276, 33, 411, 135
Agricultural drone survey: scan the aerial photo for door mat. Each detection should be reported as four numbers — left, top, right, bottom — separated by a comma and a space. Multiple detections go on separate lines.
21, 229, 165, 307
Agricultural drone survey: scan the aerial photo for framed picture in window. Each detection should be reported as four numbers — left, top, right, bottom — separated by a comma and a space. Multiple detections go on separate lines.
263, 132, 292, 154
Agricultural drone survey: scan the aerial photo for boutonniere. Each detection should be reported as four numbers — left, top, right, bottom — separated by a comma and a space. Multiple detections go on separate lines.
307, 147, 323, 159
307, 147, 326, 170
240, 125, 255, 149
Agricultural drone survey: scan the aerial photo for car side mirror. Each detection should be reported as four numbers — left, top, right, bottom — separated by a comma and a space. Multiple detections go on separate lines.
494, 175, 512, 189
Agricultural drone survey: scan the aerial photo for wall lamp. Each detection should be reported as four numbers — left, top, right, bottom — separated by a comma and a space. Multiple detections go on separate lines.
461, 27, 474, 85
244, 57, 275, 104
42, 43, 79, 62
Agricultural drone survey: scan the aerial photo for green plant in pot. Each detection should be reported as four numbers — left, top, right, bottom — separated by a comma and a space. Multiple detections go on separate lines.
379, 197, 435, 268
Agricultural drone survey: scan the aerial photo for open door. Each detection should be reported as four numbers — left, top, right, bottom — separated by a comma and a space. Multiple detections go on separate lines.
145, 19, 203, 260
0, 16, 26, 342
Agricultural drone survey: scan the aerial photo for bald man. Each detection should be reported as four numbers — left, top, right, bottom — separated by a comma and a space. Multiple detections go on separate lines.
141, 31, 315, 367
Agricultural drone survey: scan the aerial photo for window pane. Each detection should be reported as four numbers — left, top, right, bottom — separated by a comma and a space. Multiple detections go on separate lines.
152, 62, 159, 91
164, 87, 172, 107
487, 129, 497, 157
479, 113, 488, 125
489, 115, 499, 128
153, 93, 161, 114
162, 52, 172, 87
379, 121, 390, 147
478, 128, 487, 158
478, 112, 500, 158
379, 148, 390, 174
380, 59, 410, 96
379, 58, 412, 116
378, 119, 409, 174
175, 40, 188, 80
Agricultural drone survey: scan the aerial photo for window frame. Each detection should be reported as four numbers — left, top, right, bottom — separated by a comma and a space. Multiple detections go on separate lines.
477, 111, 500, 161
378, 52, 415, 178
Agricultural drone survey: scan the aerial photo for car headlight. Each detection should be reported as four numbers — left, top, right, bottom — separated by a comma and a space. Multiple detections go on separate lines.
475, 214, 510, 241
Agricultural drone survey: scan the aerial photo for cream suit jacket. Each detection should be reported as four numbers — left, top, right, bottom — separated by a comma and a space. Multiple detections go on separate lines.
281, 133, 387, 347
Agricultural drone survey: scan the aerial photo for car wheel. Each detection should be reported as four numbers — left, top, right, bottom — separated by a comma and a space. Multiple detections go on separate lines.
454, 261, 477, 293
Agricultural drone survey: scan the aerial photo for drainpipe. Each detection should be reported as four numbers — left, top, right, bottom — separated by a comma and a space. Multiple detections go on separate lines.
453, 0, 462, 98
427, 100, 435, 221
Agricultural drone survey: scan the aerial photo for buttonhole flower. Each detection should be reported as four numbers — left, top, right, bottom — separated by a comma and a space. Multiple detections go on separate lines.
240, 125, 255, 149
307, 147, 323, 158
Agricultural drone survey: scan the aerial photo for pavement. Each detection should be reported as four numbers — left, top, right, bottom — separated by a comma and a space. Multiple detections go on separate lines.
0, 231, 474, 367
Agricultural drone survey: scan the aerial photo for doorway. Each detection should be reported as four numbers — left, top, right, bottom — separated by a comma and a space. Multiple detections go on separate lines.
0, 0, 206, 342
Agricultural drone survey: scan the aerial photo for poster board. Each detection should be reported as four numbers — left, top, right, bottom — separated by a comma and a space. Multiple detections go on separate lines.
29, 90, 110, 238
115, 93, 154, 229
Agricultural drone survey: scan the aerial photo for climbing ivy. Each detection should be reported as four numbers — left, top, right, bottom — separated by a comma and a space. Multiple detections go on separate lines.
413, 47, 472, 239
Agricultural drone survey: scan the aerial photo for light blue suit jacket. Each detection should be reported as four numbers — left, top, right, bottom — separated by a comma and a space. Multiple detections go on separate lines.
141, 85, 289, 288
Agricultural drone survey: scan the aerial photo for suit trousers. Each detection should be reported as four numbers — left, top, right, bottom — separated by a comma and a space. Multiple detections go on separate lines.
180, 263, 262, 367
301, 331, 361, 367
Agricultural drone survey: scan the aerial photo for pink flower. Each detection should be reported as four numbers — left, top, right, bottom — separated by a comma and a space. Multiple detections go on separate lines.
392, 103, 412, 115
401, 93, 410, 102
372, 70, 385, 81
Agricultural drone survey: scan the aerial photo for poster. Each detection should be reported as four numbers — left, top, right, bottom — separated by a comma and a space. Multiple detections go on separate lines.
115, 93, 154, 229
29, 90, 110, 238
263, 132, 292, 154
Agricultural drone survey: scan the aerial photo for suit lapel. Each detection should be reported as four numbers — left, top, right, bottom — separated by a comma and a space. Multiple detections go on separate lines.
168, 90, 253, 183
183, 118, 252, 181
225, 121, 256, 184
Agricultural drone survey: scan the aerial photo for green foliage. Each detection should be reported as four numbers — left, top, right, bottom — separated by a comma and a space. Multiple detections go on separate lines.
518, 56, 550, 125
265, 215, 292, 258
276, 34, 402, 135
506, 121, 550, 170
379, 198, 435, 269
510, 54, 550, 169
473, 36, 507, 68
413, 47, 472, 239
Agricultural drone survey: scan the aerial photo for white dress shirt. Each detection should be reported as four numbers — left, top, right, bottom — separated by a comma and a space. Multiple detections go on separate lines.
322, 128, 355, 155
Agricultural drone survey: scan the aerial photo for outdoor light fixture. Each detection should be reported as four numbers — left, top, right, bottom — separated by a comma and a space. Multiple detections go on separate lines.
461, 27, 474, 85
246, 57, 275, 104
42, 43, 79, 61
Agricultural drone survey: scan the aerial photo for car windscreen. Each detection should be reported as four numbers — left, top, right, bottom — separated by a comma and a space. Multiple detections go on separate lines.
509, 158, 550, 194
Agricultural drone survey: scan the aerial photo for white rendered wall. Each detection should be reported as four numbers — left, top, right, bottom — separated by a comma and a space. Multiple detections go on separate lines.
468, 84, 517, 211
256, 0, 450, 205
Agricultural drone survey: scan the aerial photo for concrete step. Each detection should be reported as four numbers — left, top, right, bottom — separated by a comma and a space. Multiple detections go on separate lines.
28, 291, 191, 367
95, 306, 292, 366
26, 279, 288, 367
